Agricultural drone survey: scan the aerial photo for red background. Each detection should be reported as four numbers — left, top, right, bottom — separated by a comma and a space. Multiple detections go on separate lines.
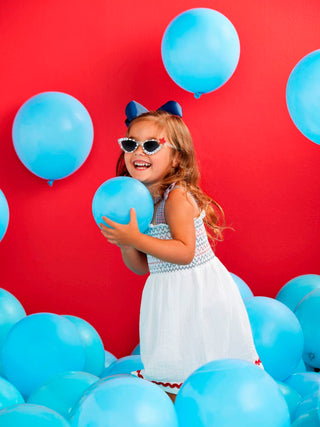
0, 0, 319, 357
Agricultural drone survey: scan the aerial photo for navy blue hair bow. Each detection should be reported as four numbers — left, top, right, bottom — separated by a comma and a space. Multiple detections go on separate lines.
125, 100, 183, 127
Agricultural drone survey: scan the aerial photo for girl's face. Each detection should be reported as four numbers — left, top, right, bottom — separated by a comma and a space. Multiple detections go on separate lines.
124, 120, 178, 193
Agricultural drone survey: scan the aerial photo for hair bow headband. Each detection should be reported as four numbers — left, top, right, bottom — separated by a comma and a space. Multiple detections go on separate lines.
125, 100, 183, 127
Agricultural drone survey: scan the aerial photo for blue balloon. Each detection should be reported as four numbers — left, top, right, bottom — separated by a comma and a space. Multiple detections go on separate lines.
0, 376, 24, 410
245, 297, 304, 381
291, 409, 320, 426
0, 289, 26, 376
63, 315, 105, 377
276, 274, 320, 312
285, 373, 320, 398
286, 49, 320, 145
277, 381, 302, 422
12, 92, 93, 183
101, 355, 143, 378
230, 273, 254, 300
294, 392, 320, 422
1, 313, 85, 398
92, 177, 154, 233
294, 359, 308, 374
161, 8, 240, 98
27, 371, 98, 419
175, 359, 290, 426
0, 190, 9, 242
0, 404, 70, 427
69, 376, 178, 426
294, 289, 320, 368
131, 344, 140, 355
104, 350, 117, 369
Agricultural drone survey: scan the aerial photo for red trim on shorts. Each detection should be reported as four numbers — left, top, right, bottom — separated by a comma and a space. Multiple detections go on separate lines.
136, 370, 183, 389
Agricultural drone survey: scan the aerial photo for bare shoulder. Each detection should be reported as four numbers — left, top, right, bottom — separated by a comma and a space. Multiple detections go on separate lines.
165, 187, 199, 219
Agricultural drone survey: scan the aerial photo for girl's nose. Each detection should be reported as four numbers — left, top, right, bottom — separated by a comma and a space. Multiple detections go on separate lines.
135, 144, 144, 154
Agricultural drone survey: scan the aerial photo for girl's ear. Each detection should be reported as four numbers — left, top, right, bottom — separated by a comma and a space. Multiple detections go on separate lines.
172, 151, 181, 168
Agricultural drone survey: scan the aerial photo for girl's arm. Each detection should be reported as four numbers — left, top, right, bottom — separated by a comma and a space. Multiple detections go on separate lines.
101, 188, 198, 265
119, 246, 149, 275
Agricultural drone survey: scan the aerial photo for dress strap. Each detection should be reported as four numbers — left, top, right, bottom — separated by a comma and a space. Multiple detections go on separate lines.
163, 183, 177, 200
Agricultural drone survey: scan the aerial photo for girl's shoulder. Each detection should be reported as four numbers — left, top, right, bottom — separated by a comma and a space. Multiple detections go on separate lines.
165, 183, 200, 218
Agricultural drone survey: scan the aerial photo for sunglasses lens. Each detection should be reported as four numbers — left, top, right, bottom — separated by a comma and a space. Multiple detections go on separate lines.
121, 139, 137, 152
144, 140, 160, 153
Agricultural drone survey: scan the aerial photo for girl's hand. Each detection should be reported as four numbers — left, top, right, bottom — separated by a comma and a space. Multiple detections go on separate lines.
100, 208, 141, 248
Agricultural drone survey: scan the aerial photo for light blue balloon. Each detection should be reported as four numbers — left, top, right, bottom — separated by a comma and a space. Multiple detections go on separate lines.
1, 313, 86, 398
294, 392, 320, 422
0, 376, 24, 410
277, 381, 302, 422
101, 355, 143, 378
0, 190, 9, 242
285, 373, 320, 398
294, 359, 308, 374
69, 376, 178, 427
291, 409, 320, 426
131, 344, 140, 355
104, 350, 117, 369
245, 297, 304, 381
92, 177, 154, 233
230, 273, 254, 300
0, 289, 26, 376
27, 371, 98, 419
276, 274, 320, 312
295, 289, 320, 368
63, 315, 105, 377
12, 92, 93, 183
286, 49, 320, 145
0, 404, 70, 427
175, 359, 290, 426
161, 8, 240, 98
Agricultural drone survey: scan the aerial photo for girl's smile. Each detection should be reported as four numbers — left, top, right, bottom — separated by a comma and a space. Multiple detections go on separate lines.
124, 120, 178, 194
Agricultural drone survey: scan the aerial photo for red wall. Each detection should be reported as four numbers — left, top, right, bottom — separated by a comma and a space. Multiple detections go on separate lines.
0, 0, 319, 357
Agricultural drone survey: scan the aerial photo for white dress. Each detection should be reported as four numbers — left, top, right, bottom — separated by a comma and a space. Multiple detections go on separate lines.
133, 184, 261, 394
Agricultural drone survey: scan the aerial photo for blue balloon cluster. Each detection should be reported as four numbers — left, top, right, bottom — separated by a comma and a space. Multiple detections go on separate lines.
12, 92, 94, 184
161, 8, 240, 98
1, 284, 320, 424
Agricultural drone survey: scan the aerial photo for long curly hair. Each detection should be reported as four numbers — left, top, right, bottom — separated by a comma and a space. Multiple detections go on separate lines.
116, 110, 226, 245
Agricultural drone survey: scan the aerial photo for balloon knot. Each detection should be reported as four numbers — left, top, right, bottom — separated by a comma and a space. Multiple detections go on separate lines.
194, 92, 202, 99
47, 180, 54, 186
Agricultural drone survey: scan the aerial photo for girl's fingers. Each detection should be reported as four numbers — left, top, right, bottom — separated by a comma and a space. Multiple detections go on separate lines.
129, 208, 139, 225
101, 216, 117, 228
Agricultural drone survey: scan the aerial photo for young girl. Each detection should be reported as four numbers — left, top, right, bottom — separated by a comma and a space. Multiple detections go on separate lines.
101, 101, 261, 402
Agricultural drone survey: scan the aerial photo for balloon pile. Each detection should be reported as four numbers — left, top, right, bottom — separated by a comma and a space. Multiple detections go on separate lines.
0, 275, 320, 425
